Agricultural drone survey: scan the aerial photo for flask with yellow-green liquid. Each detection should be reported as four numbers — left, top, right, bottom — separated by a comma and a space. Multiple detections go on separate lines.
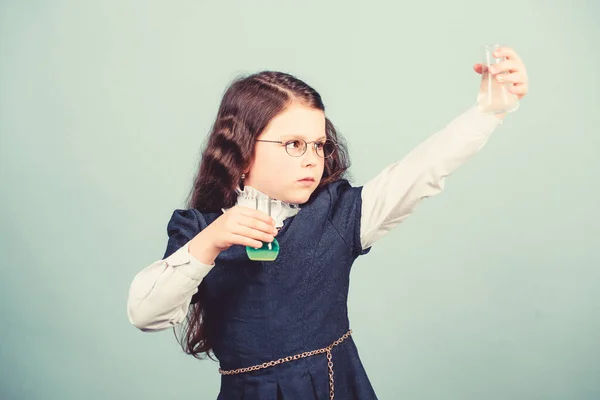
246, 196, 279, 261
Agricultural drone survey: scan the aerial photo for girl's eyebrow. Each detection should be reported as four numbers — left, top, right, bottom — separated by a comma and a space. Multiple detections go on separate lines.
280, 134, 327, 141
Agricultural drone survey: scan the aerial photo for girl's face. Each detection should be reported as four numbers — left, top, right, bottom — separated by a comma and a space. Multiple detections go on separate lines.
244, 102, 326, 205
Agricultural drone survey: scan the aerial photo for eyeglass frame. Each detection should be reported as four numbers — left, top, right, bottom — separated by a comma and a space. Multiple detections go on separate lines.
255, 138, 337, 158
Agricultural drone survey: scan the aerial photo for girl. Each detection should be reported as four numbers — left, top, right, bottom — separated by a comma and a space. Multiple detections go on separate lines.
127, 47, 529, 400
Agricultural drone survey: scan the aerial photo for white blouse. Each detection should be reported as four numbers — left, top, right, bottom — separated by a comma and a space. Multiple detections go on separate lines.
127, 105, 503, 332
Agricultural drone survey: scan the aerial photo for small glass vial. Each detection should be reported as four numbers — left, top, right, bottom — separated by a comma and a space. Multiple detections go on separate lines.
246, 196, 280, 261
477, 44, 519, 114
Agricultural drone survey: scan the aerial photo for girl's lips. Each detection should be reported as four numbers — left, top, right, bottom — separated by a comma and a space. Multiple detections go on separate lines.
297, 179, 315, 186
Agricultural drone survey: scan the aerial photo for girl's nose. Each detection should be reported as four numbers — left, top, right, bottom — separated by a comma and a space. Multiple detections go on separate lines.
301, 146, 319, 167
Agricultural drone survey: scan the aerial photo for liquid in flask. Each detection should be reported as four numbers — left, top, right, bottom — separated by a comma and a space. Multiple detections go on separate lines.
246, 196, 280, 262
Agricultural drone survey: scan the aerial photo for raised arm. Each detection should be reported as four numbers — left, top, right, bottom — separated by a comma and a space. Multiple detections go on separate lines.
359, 106, 504, 250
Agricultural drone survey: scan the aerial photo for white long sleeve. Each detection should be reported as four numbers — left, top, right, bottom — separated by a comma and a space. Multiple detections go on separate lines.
128, 105, 502, 332
127, 240, 214, 331
359, 105, 503, 249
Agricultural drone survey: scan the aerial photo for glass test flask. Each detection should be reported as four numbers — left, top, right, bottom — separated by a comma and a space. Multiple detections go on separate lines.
476, 44, 520, 114
245, 196, 280, 261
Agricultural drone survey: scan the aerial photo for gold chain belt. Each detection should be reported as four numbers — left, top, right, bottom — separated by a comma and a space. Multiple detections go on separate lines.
219, 329, 352, 400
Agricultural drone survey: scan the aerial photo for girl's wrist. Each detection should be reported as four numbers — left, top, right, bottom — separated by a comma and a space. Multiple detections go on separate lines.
189, 233, 220, 265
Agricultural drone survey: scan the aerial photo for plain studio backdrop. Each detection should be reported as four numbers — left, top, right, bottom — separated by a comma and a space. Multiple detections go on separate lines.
1, 1, 598, 399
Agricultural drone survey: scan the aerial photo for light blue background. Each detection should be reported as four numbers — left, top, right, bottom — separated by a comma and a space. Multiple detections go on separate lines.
1, 1, 599, 399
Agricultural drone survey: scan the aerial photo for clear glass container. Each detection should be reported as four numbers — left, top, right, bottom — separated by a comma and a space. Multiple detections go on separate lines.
476, 44, 519, 114
246, 196, 279, 261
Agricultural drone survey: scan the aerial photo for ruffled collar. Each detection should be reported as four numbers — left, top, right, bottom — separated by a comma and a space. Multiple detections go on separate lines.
221, 186, 301, 228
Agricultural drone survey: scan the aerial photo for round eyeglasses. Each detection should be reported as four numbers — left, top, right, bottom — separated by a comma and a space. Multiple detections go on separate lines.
255, 138, 337, 158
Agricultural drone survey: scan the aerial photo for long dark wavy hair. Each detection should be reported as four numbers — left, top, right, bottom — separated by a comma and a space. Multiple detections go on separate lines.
174, 70, 352, 359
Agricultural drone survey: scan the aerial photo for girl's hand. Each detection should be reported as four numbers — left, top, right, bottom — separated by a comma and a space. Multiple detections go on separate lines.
473, 46, 529, 100
191, 206, 278, 262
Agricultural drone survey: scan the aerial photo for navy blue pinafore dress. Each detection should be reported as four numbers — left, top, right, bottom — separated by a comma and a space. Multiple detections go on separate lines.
163, 179, 378, 400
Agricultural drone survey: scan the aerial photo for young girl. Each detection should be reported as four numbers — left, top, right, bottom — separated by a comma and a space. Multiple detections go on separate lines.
127, 47, 529, 400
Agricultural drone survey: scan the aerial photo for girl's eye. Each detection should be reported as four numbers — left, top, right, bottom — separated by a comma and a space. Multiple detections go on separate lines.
315, 142, 325, 149
286, 140, 302, 149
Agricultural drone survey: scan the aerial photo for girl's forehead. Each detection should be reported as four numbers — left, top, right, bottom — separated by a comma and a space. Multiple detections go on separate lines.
261, 104, 326, 140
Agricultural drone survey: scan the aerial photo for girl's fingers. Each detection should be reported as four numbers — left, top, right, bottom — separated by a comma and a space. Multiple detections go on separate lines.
494, 46, 523, 64
475, 47, 528, 99
238, 207, 276, 226
230, 233, 263, 249
231, 224, 275, 243
495, 72, 524, 84
489, 59, 520, 75
509, 84, 528, 95
239, 215, 278, 235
